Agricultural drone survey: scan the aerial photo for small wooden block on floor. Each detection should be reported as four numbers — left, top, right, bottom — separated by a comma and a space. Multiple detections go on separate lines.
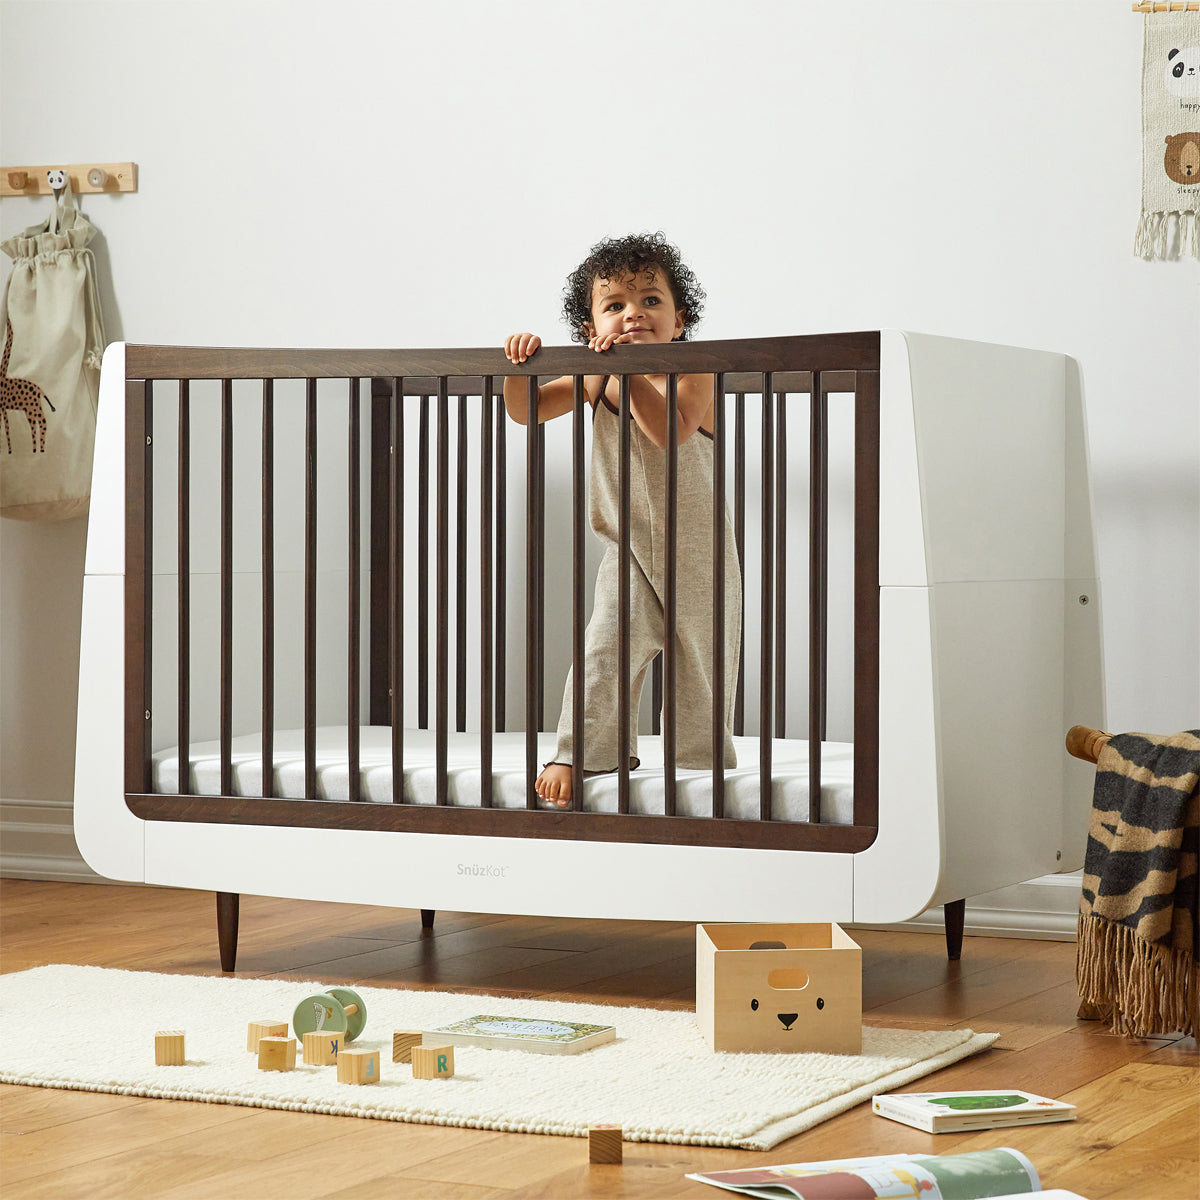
154, 1031, 186, 1066
337, 1048, 381, 1085
302, 1030, 345, 1065
392, 1029, 423, 1063
247, 1020, 289, 1052
412, 1045, 454, 1079
589, 1124, 623, 1164
257, 1037, 297, 1072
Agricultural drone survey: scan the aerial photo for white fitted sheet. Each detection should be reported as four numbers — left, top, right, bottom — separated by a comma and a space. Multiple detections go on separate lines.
151, 727, 856, 824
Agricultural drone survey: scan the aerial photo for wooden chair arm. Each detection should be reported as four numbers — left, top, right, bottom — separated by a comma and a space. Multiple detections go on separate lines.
1066, 725, 1113, 764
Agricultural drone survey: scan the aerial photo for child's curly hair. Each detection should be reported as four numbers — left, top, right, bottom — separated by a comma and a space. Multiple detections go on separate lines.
561, 232, 705, 344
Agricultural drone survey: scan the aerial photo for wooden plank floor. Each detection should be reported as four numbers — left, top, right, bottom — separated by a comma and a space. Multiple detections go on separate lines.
1, 878, 1196, 1199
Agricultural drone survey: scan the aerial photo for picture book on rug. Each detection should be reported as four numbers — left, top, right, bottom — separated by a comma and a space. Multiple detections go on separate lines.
421, 1014, 616, 1055
688, 1147, 1043, 1199
871, 1088, 1077, 1133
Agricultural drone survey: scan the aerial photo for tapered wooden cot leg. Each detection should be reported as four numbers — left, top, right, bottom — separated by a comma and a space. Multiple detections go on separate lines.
421, 909, 436, 931
944, 897, 965, 961
216, 892, 240, 972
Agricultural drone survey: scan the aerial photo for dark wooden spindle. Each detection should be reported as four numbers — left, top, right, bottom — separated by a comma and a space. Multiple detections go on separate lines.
480, 379, 494, 807
125, 379, 153, 797
525, 376, 539, 805
775, 388, 787, 740
348, 377, 361, 802
304, 379, 317, 799
261, 378, 274, 798
809, 371, 827, 823
436, 379, 449, 804
495, 399, 507, 733
571, 374, 586, 809
390, 377, 405, 802
456, 394, 468, 733
711, 373, 726, 818
618, 374, 632, 814
733, 393, 746, 735
417, 395, 430, 729
663, 373, 678, 816
853, 371, 882, 831
177, 380, 190, 795
220, 379, 233, 798
536, 422, 546, 728
759, 372, 774, 819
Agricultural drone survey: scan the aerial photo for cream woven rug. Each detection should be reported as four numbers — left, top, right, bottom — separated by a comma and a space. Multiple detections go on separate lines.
0, 965, 996, 1151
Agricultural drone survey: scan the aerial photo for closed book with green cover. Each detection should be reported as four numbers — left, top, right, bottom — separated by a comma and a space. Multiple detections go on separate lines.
422, 1015, 616, 1055
871, 1089, 1077, 1133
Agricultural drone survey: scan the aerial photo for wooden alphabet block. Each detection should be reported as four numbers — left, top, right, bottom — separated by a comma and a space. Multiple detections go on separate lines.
302, 1029, 344, 1065
588, 1124, 623, 1164
257, 1036, 297, 1072
411, 1045, 454, 1079
154, 1031, 186, 1066
247, 1020, 289, 1052
337, 1048, 381, 1085
392, 1029, 423, 1064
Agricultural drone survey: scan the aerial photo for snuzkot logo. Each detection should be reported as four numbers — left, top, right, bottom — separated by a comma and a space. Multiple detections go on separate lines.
457, 863, 510, 878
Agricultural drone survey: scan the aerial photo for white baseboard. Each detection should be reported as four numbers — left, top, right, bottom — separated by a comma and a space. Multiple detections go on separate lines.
0, 797, 104, 883
852, 873, 1082, 942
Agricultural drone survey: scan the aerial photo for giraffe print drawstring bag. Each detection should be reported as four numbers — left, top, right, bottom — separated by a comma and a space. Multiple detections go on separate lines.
0, 177, 105, 521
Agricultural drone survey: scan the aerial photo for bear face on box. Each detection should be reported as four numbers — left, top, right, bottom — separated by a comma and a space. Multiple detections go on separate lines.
695, 922, 862, 1055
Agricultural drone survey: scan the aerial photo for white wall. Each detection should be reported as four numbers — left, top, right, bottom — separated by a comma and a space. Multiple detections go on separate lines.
3, 0, 1197, 879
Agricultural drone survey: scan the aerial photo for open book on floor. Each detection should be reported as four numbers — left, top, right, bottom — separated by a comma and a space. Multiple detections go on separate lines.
871, 1088, 1077, 1133
687, 1147, 1090, 1200
421, 1014, 616, 1055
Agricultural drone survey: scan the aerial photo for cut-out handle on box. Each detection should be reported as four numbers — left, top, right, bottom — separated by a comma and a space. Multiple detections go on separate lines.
767, 968, 810, 990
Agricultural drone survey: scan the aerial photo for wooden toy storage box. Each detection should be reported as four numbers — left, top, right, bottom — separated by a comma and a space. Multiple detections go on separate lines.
696, 923, 862, 1054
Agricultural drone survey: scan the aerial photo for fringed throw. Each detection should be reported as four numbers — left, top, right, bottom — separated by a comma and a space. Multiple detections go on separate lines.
1134, 9, 1200, 260
1077, 730, 1199, 1037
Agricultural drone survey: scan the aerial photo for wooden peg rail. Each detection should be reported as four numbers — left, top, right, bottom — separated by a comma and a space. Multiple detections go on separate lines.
1131, 3, 1200, 12
1, 162, 138, 197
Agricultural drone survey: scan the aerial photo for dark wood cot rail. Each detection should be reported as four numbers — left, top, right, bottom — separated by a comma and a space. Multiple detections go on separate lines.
121, 334, 889, 962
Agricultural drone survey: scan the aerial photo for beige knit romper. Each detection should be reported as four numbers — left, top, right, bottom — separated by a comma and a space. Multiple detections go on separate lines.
550, 377, 741, 772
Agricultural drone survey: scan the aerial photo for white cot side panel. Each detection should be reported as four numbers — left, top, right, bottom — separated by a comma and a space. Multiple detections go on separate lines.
74, 343, 145, 882
142, 821, 855, 923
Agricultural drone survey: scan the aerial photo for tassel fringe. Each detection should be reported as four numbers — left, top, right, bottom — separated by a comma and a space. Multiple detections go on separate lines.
1134, 210, 1200, 260
1076, 913, 1199, 1038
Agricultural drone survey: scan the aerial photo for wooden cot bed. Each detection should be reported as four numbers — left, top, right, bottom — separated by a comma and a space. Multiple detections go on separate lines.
73, 331, 1105, 970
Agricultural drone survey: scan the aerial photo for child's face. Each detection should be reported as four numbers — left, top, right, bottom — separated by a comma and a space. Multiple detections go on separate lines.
585, 267, 685, 346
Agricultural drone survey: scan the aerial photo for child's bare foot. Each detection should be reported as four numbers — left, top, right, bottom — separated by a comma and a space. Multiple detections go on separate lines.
535, 763, 574, 807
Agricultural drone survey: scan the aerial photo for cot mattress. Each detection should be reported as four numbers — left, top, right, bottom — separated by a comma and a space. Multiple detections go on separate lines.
151, 727, 855, 824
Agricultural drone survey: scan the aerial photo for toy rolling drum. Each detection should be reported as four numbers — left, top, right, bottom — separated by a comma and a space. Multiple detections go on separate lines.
292, 987, 367, 1043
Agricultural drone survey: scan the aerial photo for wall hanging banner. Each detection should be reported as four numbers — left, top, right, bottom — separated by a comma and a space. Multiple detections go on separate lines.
1135, 10, 1200, 259
0, 178, 105, 520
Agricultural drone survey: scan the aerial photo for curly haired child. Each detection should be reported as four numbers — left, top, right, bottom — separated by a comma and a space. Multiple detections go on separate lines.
503, 232, 741, 806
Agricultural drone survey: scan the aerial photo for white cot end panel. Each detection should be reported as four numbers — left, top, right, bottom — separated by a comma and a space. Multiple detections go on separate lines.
927, 580, 1074, 905
86, 342, 127, 578
142, 822, 854, 924
74, 574, 146, 882
900, 331, 1068, 586
852, 585, 945, 925
1061, 576, 1105, 871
